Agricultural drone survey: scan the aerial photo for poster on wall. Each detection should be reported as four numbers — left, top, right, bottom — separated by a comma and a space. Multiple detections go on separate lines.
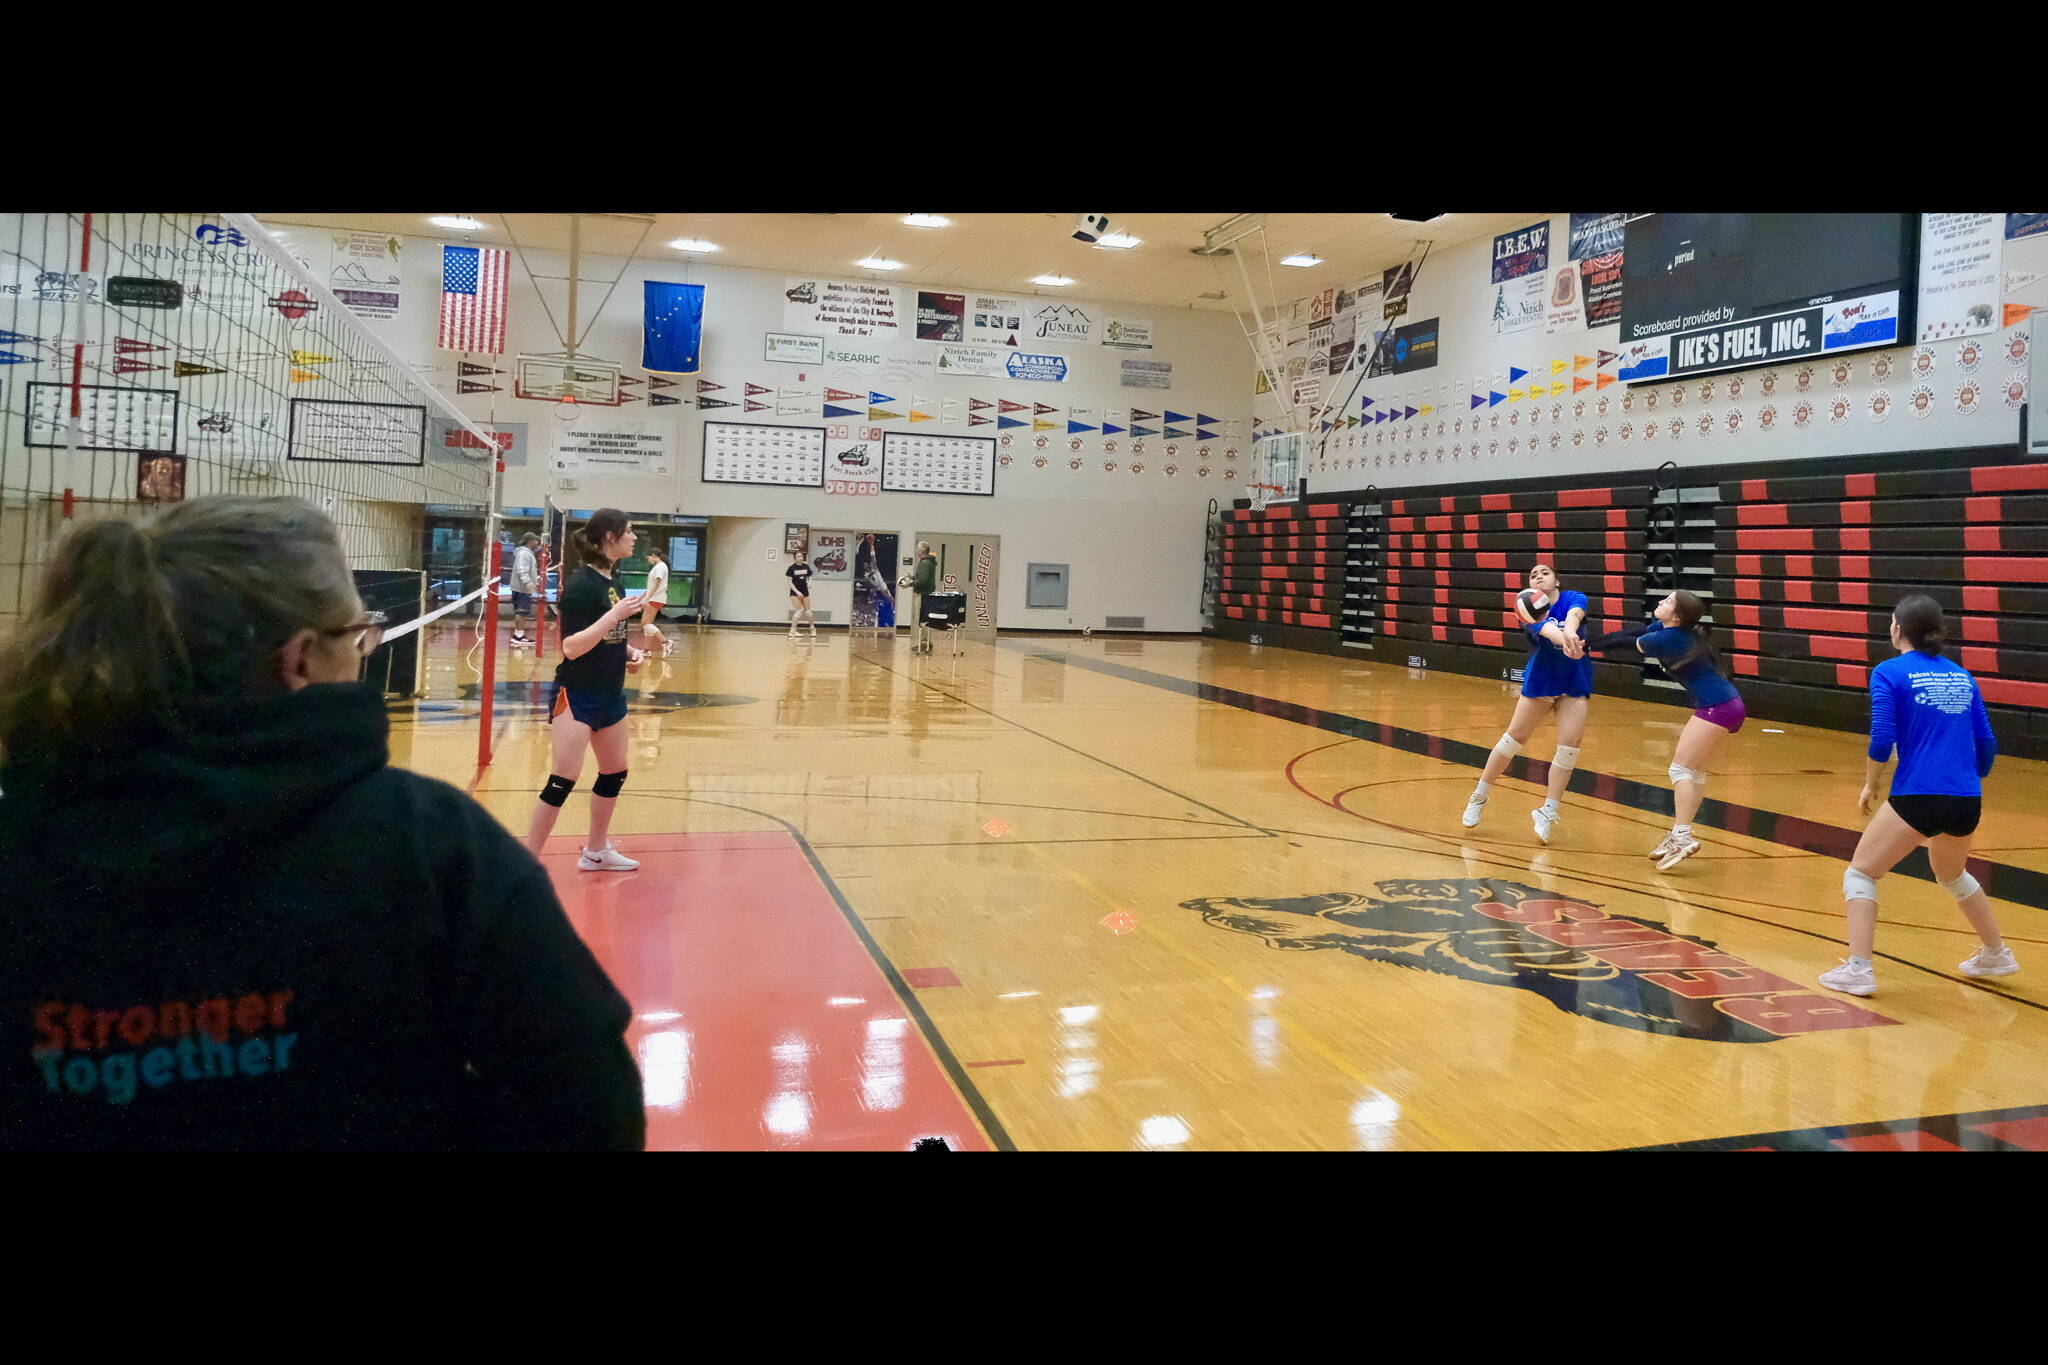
1031, 302, 1094, 346
1544, 263, 1583, 336
1309, 288, 1334, 324
551, 418, 672, 476
288, 399, 425, 467
1367, 318, 1439, 376
823, 343, 935, 384
916, 291, 966, 342
785, 523, 809, 556
784, 277, 902, 339
328, 230, 402, 321
1580, 252, 1624, 328
967, 294, 1028, 347
431, 416, 526, 467
765, 332, 825, 364
808, 530, 855, 581
1100, 316, 1153, 350
1382, 262, 1416, 319
1006, 352, 1067, 382
2007, 214, 2048, 242
852, 532, 899, 628
1327, 288, 1359, 373
1121, 358, 1173, 390
825, 434, 882, 495
1307, 314, 1334, 376
1490, 220, 1549, 336
703, 420, 826, 487
1918, 212, 2003, 341
1568, 213, 1629, 261
937, 343, 1006, 378
881, 431, 996, 495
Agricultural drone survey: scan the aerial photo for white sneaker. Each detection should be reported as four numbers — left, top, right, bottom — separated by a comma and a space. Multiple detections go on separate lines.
1461, 794, 1488, 829
1656, 835, 1702, 871
1531, 806, 1558, 844
1647, 832, 1678, 862
578, 844, 640, 872
1960, 945, 2020, 978
1818, 959, 1878, 996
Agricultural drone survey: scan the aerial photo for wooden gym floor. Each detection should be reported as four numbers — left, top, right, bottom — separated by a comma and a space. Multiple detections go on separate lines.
390, 624, 2048, 1152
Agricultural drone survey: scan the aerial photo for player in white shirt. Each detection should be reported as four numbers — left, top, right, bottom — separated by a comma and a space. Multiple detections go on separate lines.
638, 546, 671, 657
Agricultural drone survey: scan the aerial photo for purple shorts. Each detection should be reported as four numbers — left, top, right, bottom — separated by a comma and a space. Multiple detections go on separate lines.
1694, 697, 1746, 733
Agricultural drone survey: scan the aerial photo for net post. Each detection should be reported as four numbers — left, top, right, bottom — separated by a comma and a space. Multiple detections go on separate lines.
477, 539, 501, 770
535, 543, 550, 654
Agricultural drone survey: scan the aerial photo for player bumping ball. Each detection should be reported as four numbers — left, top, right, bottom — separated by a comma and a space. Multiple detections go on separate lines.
1516, 587, 1552, 622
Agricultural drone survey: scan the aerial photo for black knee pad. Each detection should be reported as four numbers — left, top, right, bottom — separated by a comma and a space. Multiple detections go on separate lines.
593, 770, 627, 799
540, 775, 576, 808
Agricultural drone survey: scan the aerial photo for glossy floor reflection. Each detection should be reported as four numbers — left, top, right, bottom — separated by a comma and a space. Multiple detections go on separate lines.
396, 624, 2048, 1151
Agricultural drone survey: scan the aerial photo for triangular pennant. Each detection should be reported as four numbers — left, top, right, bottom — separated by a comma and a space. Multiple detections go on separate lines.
618, 392, 643, 404
1572, 376, 1592, 392
869, 406, 901, 420
457, 379, 501, 393
969, 397, 993, 411
1130, 424, 1158, 438
618, 375, 643, 387
1487, 391, 1504, 407
998, 399, 1029, 414
0, 329, 41, 344
1320, 420, 1333, 433
1163, 409, 1189, 423
1033, 417, 1058, 431
1597, 350, 1618, 367
909, 409, 935, 423
697, 379, 726, 393
1360, 396, 1374, 409
1595, 372, 1616, 389
997, 415, 1027, 429
175, 360, 227, 378
1033, 402, 1058, 416
824, 387, 862, 402
746, 382, 774, 396
1196, 412, 1218, 426
869, 390, 895, 405
1404, 406, 1417, 419
459, 362, 504, 377
1470, 394, 1485, 409
1550, 359, 1568, 375
1508, 366, 1528, 383
1163, 426, 1190, 439
1101, 422, 1126, 436
1195, 428, 1217, 440
1068, 420, 1098, 434
969, 413, 992, 426
697, 396, 736, 409
2004, 301, 2036, 328
1574, 355, 1592, 371
651, 392, 681, 406
1130, 408, 1159, 421
115, 356, 162, 373
747, 399, 772, 412
1508, 388, 1525, 402
290, 350, 335, 366
822, 403, 862, 418
1419, 405, 1434, 417
1345, 416, 1358, 428
648, 375, 678, 389
290, 367, 321, 383
116, 337, 168, 354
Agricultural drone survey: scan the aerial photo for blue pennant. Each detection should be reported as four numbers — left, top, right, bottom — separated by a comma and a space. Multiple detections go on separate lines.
1508, 366, 1528, 383
997, 415, 1027, 429
1488, 391, 1505, 407
1130, 424, 1158, 438
1101, 422, 1125, 436
1068, 420, 1097, 434
822, 403, 862, 418
869, 391, 895, 406
1163, 409, 1189, 424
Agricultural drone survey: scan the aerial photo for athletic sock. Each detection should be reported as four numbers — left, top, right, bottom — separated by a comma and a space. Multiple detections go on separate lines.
1472, 782, 1491, 801
1847, 955, 1872, 970
1672, 824, 1692, 838
1541, 798, 1559, 816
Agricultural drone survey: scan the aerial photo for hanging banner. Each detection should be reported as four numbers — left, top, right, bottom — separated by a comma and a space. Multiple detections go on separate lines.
1917, 212, 2003, 342
329, 230, 402, 321
2006, 214, 2048, 242
431, 416, 526, 467
784, 277, 902, 339
967, 294, 1029, 347
1580, 252, 1625, 329
550, 418, 672, 476
915, 291, 966, 342
1100, 316, 1153, 350
1568, 213, 1630, 261
937, 343, 1007, 378
764, 331, 825, 364
1367, 318, 1439, 376
1327, 287, 1360, 374
1006, 352, 1068, 382
808, 530, 855, 580
1490, 220, 1550, 336
825, 436, 883, 496
1030, 302, 1095, 346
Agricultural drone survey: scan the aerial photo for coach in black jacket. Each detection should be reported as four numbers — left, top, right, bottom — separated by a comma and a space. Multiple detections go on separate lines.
0, 496, 644, 1151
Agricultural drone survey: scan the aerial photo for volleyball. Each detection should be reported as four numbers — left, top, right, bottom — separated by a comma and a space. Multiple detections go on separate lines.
1518, 589, 1551, 620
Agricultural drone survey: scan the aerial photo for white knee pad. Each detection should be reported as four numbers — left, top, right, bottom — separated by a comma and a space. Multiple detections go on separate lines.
1668, 763, 1702, 787
1843, 867, 1879, 904
1551, 744, 1581, 773
1940, 871, 1982, 902
1492, 734, 1523, 761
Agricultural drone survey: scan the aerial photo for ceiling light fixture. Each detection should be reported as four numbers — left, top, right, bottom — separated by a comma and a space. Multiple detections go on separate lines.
1031, 274, 1073, 286
1092, 232, 1142, 250
668, 238, 718, 252
429, 216, 484, 231
1387, 212, 1447, 222
857, 257, 904, 270
901, 214, 951, 228
1280, 253, 1323, 267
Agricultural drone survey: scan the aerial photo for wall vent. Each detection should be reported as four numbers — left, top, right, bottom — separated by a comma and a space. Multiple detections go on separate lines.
1104, 615, 1145, 630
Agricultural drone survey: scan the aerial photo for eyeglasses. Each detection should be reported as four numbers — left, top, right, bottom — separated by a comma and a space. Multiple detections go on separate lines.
322, 611, 388, 658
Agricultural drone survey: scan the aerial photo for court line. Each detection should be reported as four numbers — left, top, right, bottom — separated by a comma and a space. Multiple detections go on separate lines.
1023, 646, 2048, 911
470, 784, 1248, 832
808, 834, 1272, 850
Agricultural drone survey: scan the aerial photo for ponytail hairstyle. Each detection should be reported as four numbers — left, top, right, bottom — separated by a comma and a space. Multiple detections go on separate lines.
570, 507, 631, 569
0, 496, 358, 755
1894, 593, 1945, 656
1662, 588, 1726, 677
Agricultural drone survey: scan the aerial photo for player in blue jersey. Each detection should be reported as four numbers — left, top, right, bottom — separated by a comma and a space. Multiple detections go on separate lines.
1462, 563, 1591, 844
1585, 588, 1744, 871
1816, 595, 2016, 996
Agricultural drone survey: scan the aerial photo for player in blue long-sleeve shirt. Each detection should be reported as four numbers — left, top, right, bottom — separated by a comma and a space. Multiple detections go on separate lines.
1817, 595, 2016, 996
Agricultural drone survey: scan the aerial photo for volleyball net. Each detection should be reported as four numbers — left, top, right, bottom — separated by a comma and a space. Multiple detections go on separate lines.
0, 211, 513, 761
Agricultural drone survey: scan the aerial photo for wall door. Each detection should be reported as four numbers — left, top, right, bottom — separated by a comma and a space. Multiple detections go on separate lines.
917, 531, 1001, 640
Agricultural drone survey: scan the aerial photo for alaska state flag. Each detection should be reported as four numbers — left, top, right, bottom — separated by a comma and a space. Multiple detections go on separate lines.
643, 281, 705, 374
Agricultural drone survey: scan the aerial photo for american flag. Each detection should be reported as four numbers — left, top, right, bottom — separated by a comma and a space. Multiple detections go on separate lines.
440, 245, 507, 354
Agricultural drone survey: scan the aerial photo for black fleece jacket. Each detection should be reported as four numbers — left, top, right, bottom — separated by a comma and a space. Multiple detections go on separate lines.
1, 683, 644, 1151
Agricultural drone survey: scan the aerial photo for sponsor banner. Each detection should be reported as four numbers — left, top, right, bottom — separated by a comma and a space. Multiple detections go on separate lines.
1544, 263, 1582, 336
1121, 358, 1172, 390
328, 230, 402, 321
431, 417, 526, 467
1490, 220, 1549, 337
1623, 289, 1899, 382
808, 530, 855, 580
1580, 252, 1624, 329
1368, 318, 1439, 376
915, 291, 966, 343
938, 343, 1007, 378
1006, 352, 1068, 382
1307, 316, 1333, 376
1917, 212, 2003, 342
1381, 261, 1416, 319
822, 344, 934, 382
1492, 220, 1550, 284
1327, 287, 1360, 374
551, 419, 672, 476
1030, 302, 1094, 347
784, 277, 902, 339
2006, 213, 2048, 241
1568, 212, 1629, 261
967, 294, 1028, 347
824, 437, 882, 495
765, 331, 825, 364
1100, 315, 1153, 350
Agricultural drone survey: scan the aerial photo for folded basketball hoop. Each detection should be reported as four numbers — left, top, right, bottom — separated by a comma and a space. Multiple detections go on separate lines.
513, 354, 623, 405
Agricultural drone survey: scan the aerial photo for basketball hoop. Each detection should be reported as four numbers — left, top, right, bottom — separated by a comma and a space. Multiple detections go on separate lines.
554, 393, 580, 424
1247, 482, 1284, 511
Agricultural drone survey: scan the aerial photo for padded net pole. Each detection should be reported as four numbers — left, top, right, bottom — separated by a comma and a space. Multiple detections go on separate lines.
478, 538, 501, 769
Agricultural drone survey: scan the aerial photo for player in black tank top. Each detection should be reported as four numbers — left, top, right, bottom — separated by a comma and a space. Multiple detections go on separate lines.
786, 549, 816, 641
